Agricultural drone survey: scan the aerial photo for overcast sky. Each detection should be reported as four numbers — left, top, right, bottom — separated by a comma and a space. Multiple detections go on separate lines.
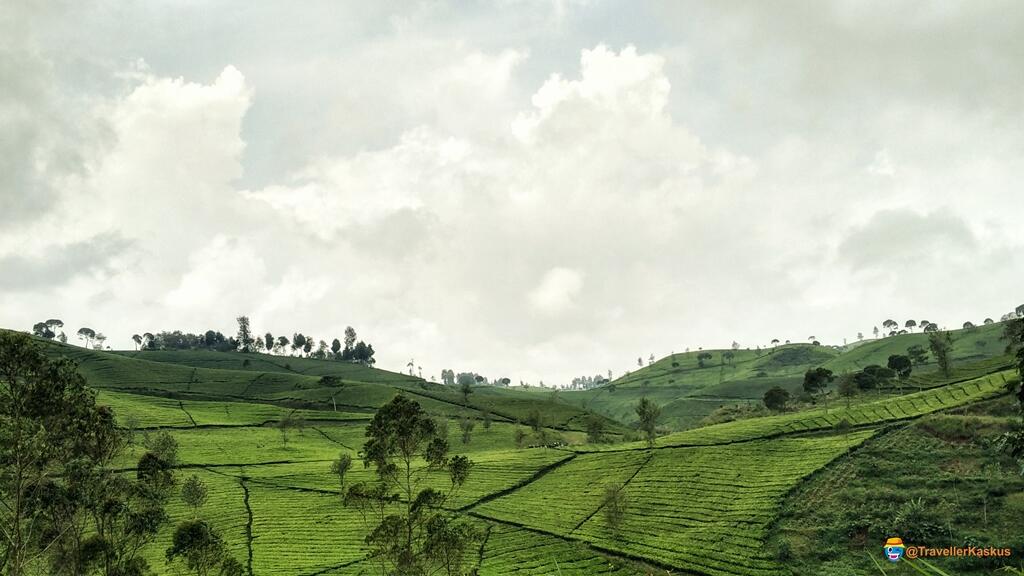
2, 1, 1023, 384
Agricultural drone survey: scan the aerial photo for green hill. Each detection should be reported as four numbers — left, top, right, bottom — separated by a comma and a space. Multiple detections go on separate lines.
4, 323, 1021, 575
567, 322, 1013, 429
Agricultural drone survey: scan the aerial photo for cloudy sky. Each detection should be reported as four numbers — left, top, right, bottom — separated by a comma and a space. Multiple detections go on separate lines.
2, 1, 1023, 384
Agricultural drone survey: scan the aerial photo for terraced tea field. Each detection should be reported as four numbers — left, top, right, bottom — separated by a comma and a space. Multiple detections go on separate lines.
18, 335, 1020, 575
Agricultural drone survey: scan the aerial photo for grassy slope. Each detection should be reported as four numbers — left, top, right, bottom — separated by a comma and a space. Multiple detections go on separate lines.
567, 322, 1012, 430
8, 327, 1019, 575
769, 395, 1024, 576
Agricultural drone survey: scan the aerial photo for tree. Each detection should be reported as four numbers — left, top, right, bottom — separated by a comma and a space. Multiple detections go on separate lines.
802, 367, 835, 408
723, 350, 735, 365
907, 344, 929, 366
635, 397, 661, 448
181, 475, 209, 518
883, 319, 898, 334
94, 332, 107, 350
1, 332, 171, 576
132, 334, 142, 350
458, 418, 475, 445
601, 485, 628, 536
963, 321, 976, 330
31, 322, 54, 339
514, 427, 528, 449
837, 374, 858, 407
697, 352, 713, 368
166, 520, 244, 576
76, 327, 96, 348
1017, 304, 1024, 318
458, 377, 473, 406
45, 318, 63, 337
235, 316, 254, 353
1, 333, 113, 574
873, 326, 880, 339
348, 396, 478, 575
857, 332, 864, 341
344, 326, 357, 354
330, 452, 353, 495
585, 414, 606, 443
928, 331, 954, 376
277, 412, 304, 447
771, 338, 780, 348
923, 322, 939, 333
887, 355, 912, 379
762, 386, 790, 412
265, 333, 274, 353
331, 338, 342, 358
905, 319, 917, 332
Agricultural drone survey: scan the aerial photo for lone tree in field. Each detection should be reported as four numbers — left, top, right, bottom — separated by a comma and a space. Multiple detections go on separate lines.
346, 395, 478, 575
697, 351, 713, 368
459, 417, 475, 444
762, 386, 790, 412
837, 374, 859, 408
635, 397, 661, 448
585, 414, 606, 443
181, 474, 209, 518
887, 354, 913, 393
905, 319, 917, 332
330, 452, 353, 495
928, 331, 954, 376
803, 367, 835, 410
907, 344, 929, 366
459, 376, 473, 406
602, 485, 629, 536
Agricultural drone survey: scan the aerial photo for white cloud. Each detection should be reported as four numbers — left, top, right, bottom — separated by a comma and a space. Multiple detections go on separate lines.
2, 3, 1023, 386
528, 267, 584, 314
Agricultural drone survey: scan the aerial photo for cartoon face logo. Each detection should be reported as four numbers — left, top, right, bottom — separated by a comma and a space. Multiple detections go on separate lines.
884, 537, 905, 562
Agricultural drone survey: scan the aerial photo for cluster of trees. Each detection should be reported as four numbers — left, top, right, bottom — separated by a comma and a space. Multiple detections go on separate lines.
568, 374, 610, 390
763, 331, 961, 412
0, 332, 240, 576
30, 320, 112, 351
30, 316, 378, 366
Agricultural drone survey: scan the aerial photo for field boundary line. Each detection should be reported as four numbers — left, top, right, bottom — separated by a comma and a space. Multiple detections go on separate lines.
239, 477, 255, 576
569, 451, 653, 535
467, 511, 700, 576
458, 452, 577, 512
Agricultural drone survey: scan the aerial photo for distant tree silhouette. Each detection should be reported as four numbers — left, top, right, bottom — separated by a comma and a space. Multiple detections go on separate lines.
76, 327, 96, 348
762, 386, 790, 412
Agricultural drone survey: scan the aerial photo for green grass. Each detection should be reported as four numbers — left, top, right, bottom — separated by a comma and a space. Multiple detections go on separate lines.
770, 398, 1024, 575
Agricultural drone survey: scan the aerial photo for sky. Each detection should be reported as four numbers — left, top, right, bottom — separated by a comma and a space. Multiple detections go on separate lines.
2, 1, 1023, 385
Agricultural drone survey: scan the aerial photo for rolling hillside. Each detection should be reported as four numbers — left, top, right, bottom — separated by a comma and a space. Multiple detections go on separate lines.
5, 324, 1021, 575
568, 322, 1013, 429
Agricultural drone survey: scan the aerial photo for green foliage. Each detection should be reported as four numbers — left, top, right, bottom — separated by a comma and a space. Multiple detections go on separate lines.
330, 452, 353, 493
929, 330, 955, 376
166, 519, 244, 576
762, 386, 790, 411
601, 485, 628, 536
352, 395, 478, 575
634, 397, 661, 447
803, 367, 834, 398
181, 474, 209, 517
